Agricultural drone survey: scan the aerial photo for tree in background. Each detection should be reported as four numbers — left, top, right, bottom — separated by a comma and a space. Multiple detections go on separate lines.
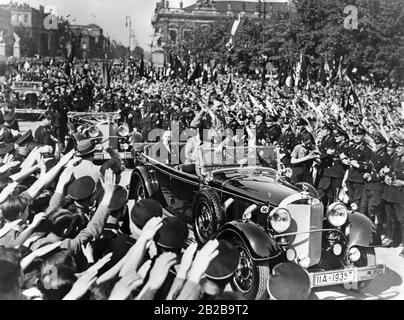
179, 0, 404, 85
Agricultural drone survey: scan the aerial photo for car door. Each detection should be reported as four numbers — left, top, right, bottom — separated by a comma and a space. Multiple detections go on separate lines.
169, 170, 200, 224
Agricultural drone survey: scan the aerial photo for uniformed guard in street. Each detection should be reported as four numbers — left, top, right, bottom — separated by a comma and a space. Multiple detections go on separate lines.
343, 127, 373, 210
317, 125, 347, 207
360, 133, 391, 233
278, 118, 296, 168
382, 137, 404, 258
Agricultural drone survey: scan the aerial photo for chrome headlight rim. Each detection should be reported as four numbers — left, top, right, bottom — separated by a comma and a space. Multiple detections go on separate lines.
327, 202, 348, 227
268, 207, 291, 233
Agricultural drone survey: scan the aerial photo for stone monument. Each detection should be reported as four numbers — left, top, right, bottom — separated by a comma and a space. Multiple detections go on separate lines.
13, 32, 20, 58
151, 27, 165, 67
0, 31, 5, 57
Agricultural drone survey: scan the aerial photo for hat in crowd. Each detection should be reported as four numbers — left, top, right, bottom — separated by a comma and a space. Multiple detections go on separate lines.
97, 185, 128, 211
352, 127, 366, 136
0, 142, 14, 156
387, 139, 398, 148
44, 158, 59, 172
15, 130, 33, 146
0, 255, 21, 294
130, 199, 163, 229
205, 240, 240, 281
100, 158, 125, 176
256, 110, 266, 119
267, 262, 311, 300
334, 126, 349, 140
67, 176, 96, 201
296, 118, 309, 126
267, 115, 279, 123
154, 216, 188, 250
76, 139, 96, 157
373, 133, 387, 145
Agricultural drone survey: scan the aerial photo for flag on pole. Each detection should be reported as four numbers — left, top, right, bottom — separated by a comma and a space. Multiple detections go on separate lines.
226, 13, 241, 49
188, 62, 202, 84
102, 61, 112, 87
225, 75, 233, 95
294, 52, 303, 88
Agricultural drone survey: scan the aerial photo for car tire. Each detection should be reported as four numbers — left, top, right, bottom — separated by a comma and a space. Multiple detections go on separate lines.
193, 188, 224, 244
230, 239, 270, 300
133, 173, 148, 203
345, 247, 376, 291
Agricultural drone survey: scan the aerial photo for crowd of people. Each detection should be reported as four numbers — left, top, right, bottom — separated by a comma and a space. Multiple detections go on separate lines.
0, 56, 403, 300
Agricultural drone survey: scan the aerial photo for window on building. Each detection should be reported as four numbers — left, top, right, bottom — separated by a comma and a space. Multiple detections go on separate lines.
24, 14, 28, 23
170, 30, 177, 44
183, 30, 191, 41
11, 14, 17, 23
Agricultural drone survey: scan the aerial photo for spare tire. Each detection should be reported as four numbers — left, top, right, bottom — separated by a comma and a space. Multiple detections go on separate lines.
193, 188, 224, 244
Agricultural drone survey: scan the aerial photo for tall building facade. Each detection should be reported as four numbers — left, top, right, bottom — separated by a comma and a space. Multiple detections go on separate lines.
0, 2, 110, 58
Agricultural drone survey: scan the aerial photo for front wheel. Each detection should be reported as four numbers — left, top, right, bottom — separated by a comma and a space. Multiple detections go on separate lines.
344, 247, 376, 291
230, 239, 270, 300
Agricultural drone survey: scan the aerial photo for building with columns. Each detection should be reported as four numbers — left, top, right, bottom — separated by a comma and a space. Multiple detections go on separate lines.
151, 0, 297, 65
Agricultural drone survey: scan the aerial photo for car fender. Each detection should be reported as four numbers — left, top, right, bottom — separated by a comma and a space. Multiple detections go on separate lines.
128, 166, 158, 199
347, 212, 382, 248
216, 220, 283, 261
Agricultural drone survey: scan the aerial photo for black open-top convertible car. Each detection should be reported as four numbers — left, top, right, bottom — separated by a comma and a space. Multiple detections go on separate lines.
128, 143, 385, 300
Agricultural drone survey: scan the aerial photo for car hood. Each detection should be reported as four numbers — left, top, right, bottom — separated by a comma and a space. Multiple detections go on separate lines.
218, 173, 298, 206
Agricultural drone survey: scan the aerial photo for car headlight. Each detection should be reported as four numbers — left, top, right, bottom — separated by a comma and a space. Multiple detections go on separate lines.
268, 208, 291, 233
327, 202, 348, 227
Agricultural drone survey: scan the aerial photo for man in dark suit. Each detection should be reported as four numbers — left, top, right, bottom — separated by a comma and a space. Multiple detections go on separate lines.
255, 111, 268, 146
34, 112, 57, 149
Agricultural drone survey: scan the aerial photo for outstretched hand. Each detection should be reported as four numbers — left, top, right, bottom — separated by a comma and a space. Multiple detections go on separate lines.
138, 217, 163, 245
177, 243, 198, 279
108, 272, 144, 300
187, 240, 219, 284
100, 168, 116, 196
0, 181, 18, 204
147, 252, 177, 291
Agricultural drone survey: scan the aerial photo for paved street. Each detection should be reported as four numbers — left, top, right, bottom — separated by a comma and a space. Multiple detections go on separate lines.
21, 121, 404, 300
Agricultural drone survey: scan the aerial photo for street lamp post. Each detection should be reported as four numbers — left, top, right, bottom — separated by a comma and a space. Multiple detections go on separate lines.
125, 16, 132, 58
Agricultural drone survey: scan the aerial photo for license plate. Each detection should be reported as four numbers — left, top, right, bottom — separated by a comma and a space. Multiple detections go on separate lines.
313, 270, 357, 287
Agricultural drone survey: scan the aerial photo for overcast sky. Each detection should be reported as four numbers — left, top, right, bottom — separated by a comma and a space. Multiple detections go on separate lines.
0, 0, 287, 49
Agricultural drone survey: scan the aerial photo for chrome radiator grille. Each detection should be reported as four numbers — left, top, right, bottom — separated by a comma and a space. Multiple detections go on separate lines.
286, 203, 324, 267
